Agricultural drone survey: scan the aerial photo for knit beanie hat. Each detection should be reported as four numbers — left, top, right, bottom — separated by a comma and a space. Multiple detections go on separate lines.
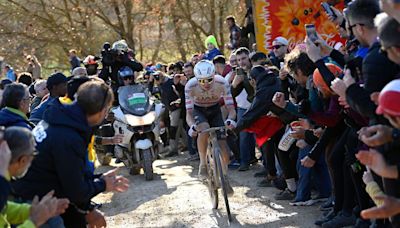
205, 35, 219, 49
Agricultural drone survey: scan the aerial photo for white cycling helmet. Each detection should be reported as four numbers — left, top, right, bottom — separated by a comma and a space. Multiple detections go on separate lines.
194, 60, 215, 80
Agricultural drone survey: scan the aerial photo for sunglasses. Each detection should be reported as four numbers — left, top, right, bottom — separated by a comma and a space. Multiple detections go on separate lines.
348, 23, 365, 31
197, 77, 214, 85
31, 148, 39, 157
272, 45, 284, 49
380, 45, 398, 54
123, 76, 134, 81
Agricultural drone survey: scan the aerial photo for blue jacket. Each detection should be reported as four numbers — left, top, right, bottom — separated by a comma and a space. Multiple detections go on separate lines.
29, 96, 57, 125
0, 108, 33, 130
6, 69, 16, 82
12, 99, 106, 211
203, 48, 222, 61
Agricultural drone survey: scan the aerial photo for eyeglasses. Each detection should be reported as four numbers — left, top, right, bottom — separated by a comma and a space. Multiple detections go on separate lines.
30, 148, 39, 157
19, 148, 38, 160
348, 23, 365, 31
122, 76, 134, 81
272, 45, 285, 50
380, 45, 398, 53
197, 77, 214, 85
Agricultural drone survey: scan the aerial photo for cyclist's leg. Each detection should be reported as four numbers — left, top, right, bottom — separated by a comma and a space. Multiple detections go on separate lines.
193, 107, 210, 177
208, 105, 230, 174
196, 122, 210, 167
208, 104, 234, 195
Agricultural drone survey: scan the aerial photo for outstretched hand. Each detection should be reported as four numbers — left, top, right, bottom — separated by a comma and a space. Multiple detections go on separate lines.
103, 168, 130, 193
356, 149, 397, 179
361, 194, 400, 219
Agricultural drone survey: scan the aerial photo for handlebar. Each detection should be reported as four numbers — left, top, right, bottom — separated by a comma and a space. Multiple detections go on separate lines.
197, 126, 227, 134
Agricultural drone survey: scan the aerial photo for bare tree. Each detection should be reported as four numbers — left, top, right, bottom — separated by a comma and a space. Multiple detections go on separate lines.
0, 0, 246, 74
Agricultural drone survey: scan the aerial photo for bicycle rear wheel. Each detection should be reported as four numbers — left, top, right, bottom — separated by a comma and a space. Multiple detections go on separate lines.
206, 149, 218, 209
214, 147, 232, 222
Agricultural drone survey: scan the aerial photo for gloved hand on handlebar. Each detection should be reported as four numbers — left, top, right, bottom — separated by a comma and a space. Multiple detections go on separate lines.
225, 119, 236, 129
188, 125, 198, 137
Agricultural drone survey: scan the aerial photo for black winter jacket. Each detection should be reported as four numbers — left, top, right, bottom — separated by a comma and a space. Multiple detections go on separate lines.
12, 99, 106, 211
235, 66, 296, 133
346, 42, 400, 124
160, 77, 184, 112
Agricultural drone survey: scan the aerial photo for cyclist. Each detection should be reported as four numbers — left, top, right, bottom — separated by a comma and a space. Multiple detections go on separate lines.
185, 60, 236, 195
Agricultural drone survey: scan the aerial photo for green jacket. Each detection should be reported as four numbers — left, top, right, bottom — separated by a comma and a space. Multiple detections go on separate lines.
0, 173, 35, 228
0, 201, 35, 228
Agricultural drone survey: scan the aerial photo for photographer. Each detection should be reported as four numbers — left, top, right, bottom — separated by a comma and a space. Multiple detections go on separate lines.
229, 48, 256, 171
149, 70, 186, 157
98, 40, 143, 98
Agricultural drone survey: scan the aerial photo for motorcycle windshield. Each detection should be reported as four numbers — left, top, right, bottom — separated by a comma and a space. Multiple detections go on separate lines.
118, 85, 151, 116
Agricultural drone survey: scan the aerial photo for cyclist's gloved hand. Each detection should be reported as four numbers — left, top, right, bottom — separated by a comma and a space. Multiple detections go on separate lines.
225, 119, 236, 129
188, 125, 197, 137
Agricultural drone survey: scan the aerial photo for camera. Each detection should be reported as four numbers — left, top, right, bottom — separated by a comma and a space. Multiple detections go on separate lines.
152, 72, 161, 80
101, 42, 128, 67
101, 42, 117, 67
235, 67, 246, 76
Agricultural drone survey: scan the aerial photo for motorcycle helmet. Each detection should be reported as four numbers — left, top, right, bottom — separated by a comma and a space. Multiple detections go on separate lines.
194, 60, 215, 80
112, 39, 129, 53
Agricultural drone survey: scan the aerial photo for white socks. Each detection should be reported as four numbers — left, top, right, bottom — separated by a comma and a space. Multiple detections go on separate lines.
286, 178, 297, 192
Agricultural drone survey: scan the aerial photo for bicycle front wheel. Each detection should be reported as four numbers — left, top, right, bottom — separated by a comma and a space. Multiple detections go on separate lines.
206, 149, 218, 209
214, 147, 232, 222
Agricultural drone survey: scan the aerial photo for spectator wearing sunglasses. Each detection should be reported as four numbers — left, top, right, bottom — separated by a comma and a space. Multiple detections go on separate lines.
376, 12, 400, 66
269, 36, 289, 69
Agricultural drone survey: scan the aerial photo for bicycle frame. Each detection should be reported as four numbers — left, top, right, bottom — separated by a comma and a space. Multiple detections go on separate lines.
199, 126, 232, 222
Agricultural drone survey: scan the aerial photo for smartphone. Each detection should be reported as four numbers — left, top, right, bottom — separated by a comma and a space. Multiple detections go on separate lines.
236, 67, 246, 76
279, 62, 284, 70
305, 24, 318, 42
321, 2, 337, 20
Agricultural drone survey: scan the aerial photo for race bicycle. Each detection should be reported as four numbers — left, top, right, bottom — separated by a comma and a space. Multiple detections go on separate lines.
199, 126, 232, 222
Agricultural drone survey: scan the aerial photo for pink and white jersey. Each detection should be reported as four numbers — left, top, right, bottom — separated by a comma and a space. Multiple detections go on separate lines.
185, 75, 234, 110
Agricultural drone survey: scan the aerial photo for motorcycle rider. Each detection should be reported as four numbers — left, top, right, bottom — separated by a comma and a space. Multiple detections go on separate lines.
118, 66, 136, 87
185, 60, 236, 195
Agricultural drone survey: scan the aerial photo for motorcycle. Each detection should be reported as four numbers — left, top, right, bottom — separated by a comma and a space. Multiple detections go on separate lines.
111, 84, 164, 180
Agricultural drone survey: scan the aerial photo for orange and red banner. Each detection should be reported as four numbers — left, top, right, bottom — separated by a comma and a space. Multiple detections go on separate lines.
253, 0, 345, 53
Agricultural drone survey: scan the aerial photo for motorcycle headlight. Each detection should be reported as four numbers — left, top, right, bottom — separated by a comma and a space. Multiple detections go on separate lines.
125, 111, 156, 126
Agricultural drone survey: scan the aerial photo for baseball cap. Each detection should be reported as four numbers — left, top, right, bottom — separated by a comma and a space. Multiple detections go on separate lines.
273, 37, 289, 46
47, 72, 67, 90
376, 79, 400, 116
71, 67, 88, 77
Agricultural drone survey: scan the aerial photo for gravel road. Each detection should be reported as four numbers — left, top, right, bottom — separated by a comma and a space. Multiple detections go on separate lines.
93, 154, 322, 228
